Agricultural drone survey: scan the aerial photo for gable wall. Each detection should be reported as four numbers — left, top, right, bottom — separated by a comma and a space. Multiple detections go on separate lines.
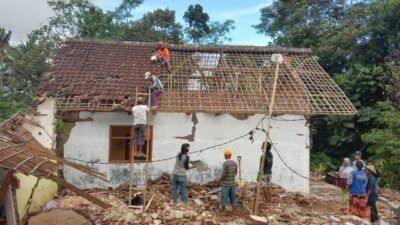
63, 112, 310, 193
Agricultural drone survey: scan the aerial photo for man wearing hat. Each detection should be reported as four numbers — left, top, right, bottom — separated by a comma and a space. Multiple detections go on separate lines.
219, 149, 238, 210
352, 151, 365, 170
145, 71, 164, 112
366, 165, 379, 223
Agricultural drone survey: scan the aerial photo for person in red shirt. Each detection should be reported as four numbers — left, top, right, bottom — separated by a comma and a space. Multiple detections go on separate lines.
156, 41, 172, 71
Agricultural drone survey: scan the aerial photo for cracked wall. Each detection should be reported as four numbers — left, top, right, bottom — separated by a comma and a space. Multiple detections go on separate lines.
174, 113, 198, 142
63, 112, 310, 193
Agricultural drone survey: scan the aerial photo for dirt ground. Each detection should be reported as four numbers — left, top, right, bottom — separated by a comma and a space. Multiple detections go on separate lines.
27, 174, 400, 225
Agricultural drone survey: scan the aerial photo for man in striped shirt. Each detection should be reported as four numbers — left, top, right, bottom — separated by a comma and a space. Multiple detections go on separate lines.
219, 149, 238, 210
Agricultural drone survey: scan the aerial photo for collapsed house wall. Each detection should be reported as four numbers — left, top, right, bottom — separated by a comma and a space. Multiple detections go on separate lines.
63, 112, 310, 193
15, 99, 58, 221
23, 98, 56, 149
14, 173, 58, 221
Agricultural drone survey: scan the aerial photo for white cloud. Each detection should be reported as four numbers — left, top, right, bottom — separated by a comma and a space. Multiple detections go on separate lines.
0, 0, 54, 44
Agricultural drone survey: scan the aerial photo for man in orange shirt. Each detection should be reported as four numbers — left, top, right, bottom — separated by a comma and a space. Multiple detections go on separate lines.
157, 41, 172, 71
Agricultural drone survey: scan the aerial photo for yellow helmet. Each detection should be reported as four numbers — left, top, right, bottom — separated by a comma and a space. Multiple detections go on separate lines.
223, 149, 233, 156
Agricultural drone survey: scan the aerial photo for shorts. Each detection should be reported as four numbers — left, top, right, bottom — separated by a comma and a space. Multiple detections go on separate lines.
134, 124, 145, 145
160, 56, 170, 64
262, 174, 272, 187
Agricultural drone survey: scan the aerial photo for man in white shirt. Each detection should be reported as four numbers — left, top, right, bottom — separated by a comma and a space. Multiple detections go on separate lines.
132, 97, 149, 157
352, 151, 365, 170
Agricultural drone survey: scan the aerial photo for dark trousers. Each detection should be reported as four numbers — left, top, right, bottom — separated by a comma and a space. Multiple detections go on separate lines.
368, 199, 379, 222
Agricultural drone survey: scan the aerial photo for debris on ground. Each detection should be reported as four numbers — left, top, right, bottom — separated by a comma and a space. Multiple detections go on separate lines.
27, 209, 91, 225
26, 173, 400, 225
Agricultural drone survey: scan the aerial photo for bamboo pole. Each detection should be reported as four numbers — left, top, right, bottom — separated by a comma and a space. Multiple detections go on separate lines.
128, 87, 139, 207
252, 54, 282, 215
142, 88, 151, 212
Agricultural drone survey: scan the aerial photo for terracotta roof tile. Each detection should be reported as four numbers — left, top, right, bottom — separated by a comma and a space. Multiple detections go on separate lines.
37, 39, 357, 115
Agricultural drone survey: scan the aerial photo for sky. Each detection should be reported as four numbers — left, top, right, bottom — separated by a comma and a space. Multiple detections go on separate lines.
0, 0, 272, 45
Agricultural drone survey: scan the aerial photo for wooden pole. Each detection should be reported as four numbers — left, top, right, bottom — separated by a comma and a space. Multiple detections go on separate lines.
252, 57, 281, 215
0, 169, 13, 205
128, 87, 139, 207
142, 88, 151, 212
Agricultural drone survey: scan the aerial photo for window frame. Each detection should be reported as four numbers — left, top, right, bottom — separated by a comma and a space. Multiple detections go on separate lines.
108, 125, 153, 163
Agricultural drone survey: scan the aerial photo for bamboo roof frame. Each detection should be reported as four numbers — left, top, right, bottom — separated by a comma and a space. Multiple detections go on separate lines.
0, 112, 109, 208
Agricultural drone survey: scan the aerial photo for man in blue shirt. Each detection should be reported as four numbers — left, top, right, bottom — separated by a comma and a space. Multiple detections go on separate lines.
366, 165, 379, 223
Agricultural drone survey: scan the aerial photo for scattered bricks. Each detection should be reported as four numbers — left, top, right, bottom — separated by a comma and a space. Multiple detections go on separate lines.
153, 219, 162, 225
56, 173, 400, 225
194, 198, 204, 206
202, 219, 214, 225
150, 213, 158, 219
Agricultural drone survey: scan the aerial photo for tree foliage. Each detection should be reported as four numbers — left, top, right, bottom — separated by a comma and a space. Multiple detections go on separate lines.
255, 0, 400, 188
122, 8, 183, 42
0, 2, 235, 121
362, 101, 400, 189
183, 4, 235, 44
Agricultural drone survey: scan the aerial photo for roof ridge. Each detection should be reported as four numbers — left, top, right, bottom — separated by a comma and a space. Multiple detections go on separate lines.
65, 38, 313, 54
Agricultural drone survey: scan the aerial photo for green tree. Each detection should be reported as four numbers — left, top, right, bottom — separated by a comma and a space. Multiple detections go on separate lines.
114, 0, 144, 22
77, 6, 120, 39
255, 0, 400, 188
362, 101, 400, 189
183, 4, 235, 44
47, 0, 94, 37
0, 28, 11, 96
122, 8, 183, 42
183, 4, 210, 43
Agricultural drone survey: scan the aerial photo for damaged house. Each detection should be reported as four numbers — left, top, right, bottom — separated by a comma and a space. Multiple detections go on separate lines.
34, 39, 357, 194
0, 111, 109, 224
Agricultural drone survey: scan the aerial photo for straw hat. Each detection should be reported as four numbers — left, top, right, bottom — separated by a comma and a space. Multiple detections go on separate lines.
365, 165, 377, 175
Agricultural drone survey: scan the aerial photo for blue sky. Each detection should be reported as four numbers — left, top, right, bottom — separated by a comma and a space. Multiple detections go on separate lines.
95, 0, 272, 45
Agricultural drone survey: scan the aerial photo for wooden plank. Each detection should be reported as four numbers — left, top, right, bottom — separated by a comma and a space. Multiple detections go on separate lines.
0, 150, 27, 162
14, 156, 34, 170
0, 169, 13, 205
143, 193, 155, 212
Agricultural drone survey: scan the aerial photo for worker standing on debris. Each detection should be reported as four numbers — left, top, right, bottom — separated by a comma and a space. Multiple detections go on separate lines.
338, 158, 353, 204
219, 149, 238, 210
365, 165, 379, 224
367, 159, 381, 190
347, 161, 370, 218
172, 143, 191, 204
352, 151, 365, 170
145, 71, 164, 112
156, 41, 172, 71
131, 97, 149, 157
260, 142, 273, 202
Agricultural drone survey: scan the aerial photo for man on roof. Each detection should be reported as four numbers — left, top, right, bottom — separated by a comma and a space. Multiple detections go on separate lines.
154, 41, 172, 71
145, 71, 164, 112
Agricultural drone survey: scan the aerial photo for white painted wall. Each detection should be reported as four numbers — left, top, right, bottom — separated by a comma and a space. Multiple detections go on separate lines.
23, 98, 56, 149
64, 112, 310, 193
